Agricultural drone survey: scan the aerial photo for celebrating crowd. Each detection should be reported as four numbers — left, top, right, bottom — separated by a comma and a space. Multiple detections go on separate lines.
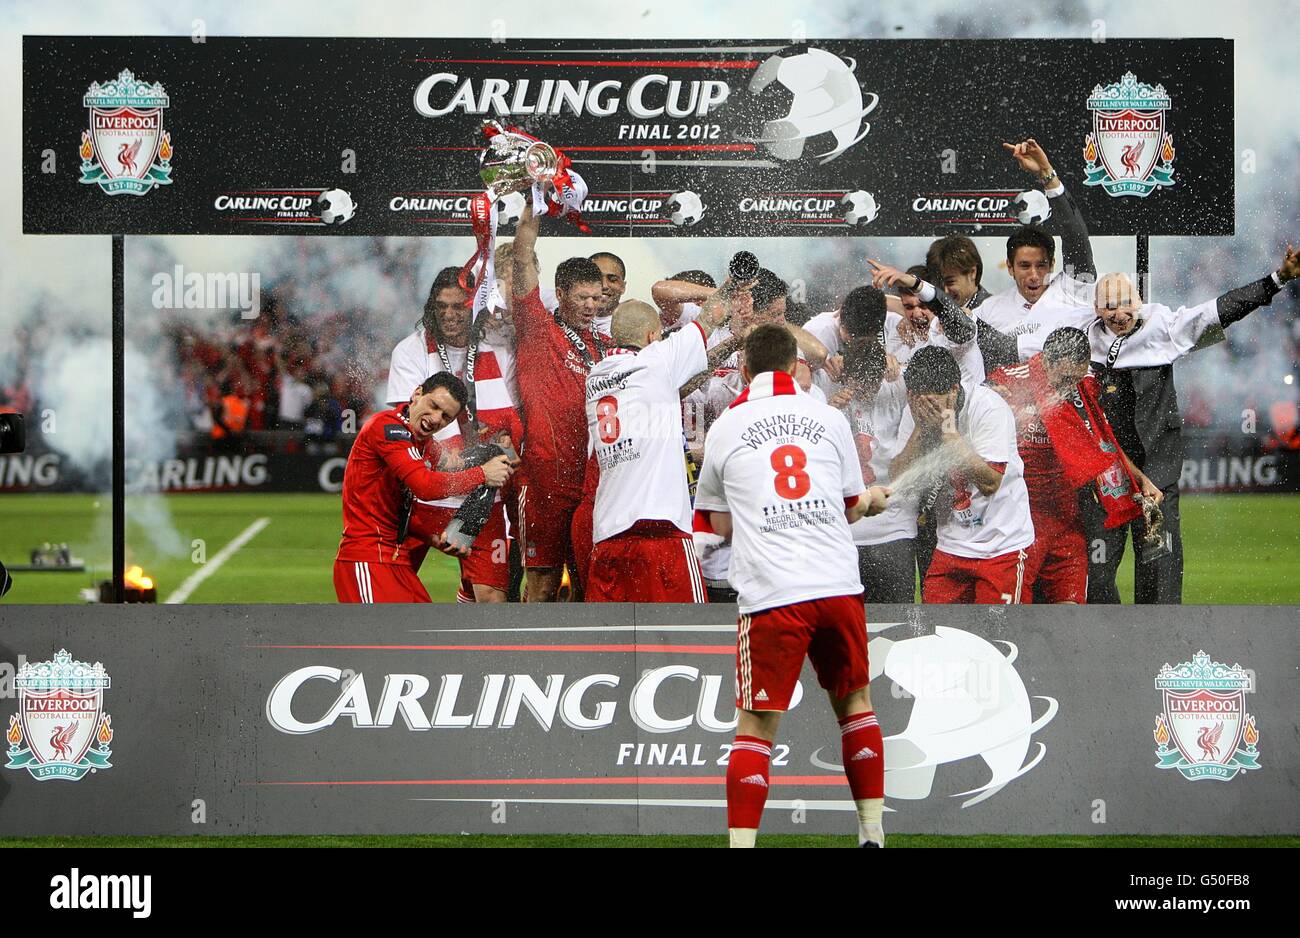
333, 138, 1299, 607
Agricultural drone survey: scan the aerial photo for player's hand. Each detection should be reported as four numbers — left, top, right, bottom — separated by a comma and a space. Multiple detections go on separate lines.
436, 534, 472, 558
883, 354, 901, 383
1002, 138, 1054, 178
828, 387, 855, 409
481, 455, 514, 488
726, 286, 756, 330
1139, 474, 1164, 504
865, 485, 891, 517
911, 394, 944, 428
1277, 243, 1299, 283
823, 354, 844, 382
867, 258, 919, 291
489, 430, 521, 464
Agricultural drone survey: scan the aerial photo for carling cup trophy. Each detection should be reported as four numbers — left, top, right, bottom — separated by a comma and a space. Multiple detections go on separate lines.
1137, 494, 1172, 564
459, 120, 589, 320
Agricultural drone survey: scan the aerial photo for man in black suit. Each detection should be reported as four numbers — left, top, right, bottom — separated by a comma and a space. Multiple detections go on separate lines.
1053, 250, 1299, 603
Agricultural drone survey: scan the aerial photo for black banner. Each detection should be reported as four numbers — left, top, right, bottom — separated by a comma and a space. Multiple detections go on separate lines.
2, 434, 1294, 495
23, 37, 1232, 237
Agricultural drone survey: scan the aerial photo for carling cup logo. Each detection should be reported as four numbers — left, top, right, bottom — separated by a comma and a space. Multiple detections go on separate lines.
1153, 651, 1259, 782
6, 650, 114, 781
1082, 72, 1175, 198
79, 69, 174, 196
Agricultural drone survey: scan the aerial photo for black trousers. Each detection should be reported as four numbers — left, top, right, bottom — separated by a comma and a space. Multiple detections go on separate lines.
857, 538, 917, 604
707, 585, 738, 604
1084, 481, 1183, 604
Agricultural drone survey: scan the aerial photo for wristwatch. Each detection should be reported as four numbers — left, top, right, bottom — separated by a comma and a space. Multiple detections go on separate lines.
1040, 169, 1059, 185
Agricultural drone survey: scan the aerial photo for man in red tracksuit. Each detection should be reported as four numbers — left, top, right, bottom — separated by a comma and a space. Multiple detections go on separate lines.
986, 327, 1160, 603
334, 372, 514, 603
510, 200, 608, 602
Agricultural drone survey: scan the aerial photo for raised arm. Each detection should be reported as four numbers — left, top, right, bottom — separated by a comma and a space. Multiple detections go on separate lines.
787, 322, 828, 370
867, 259, 975, 345
511, 200, 539, 299
1217, 244, 1297, 326
1004, 138, 1095, 280
652, 279, 716, 326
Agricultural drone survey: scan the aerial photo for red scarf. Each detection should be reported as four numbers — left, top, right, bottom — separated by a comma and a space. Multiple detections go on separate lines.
990, 356, 1142, 529
424, 331, 523, 450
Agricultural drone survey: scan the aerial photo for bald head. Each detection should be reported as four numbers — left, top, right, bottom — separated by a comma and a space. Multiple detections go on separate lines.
611, 299, 662, 348
1096, 273, 1140, 309
1095, 273, 1143, 336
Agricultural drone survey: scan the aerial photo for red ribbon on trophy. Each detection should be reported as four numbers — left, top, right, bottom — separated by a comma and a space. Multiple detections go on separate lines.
459, 121, 590, 319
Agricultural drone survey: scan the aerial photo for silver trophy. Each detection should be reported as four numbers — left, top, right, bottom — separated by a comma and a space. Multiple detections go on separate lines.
478, 120, 560, 200
1137, 495, 1172, 564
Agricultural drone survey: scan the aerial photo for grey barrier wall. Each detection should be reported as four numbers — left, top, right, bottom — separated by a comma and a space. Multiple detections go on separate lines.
0, 604, 1294, 837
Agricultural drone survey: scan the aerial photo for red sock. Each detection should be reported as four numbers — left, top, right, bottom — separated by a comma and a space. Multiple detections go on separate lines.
726, 736, 772, 830
839, 711, 884, 800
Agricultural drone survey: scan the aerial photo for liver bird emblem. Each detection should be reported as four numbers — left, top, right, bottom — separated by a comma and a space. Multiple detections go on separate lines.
117, 138, 143, 175
1196, 722, 1224, 761
49, 723, 78, 762
1120, 139, 1145, 177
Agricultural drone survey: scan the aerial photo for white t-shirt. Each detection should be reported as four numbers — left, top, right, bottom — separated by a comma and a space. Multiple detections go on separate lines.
684, 369, 744, 584
587, 322, 709, 543
803, 310, 842, 357
976, 273, 1093, 343
885, 311, 928, 366
897, 385, 1034, 560
664, 300, 703, 332
842, 378, 915, 545
1015, 299, 1223, 367
705, 317, 731, 351
592, 313, 613, 338
694, 371, 866, 614
686, 370, 825, 582
806, 310, 845, 400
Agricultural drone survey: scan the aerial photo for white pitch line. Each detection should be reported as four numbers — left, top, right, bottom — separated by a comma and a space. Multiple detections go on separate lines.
163, 517, 270, 604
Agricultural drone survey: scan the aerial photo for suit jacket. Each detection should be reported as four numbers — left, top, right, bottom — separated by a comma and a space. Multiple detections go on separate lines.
1098, 275, 1284, 490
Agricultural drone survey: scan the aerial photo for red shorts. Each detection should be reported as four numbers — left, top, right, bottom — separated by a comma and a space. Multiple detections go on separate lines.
333, 560, 432, 604
406, 500, 509, 591
737, 593, 869, 711
518, 481, 580, 569
1024, 513, 1087, 604
923, 547, 1030, 604
586, 524, 706, 603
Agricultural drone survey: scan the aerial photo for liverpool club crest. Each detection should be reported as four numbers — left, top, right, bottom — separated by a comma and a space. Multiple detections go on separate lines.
5, 650, 114, 781
1082, 72, 1175, 198
78, 69, 174, 196
1153, 651, 1259, 782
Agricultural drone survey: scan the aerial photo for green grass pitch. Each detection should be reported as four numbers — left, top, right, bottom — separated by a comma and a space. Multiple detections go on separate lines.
1, 491, 1298, 604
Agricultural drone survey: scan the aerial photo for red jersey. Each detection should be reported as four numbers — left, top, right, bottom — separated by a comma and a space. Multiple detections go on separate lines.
513, 286, 604, 498
990, 367, 1097, 523
336, 406, 487, 565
